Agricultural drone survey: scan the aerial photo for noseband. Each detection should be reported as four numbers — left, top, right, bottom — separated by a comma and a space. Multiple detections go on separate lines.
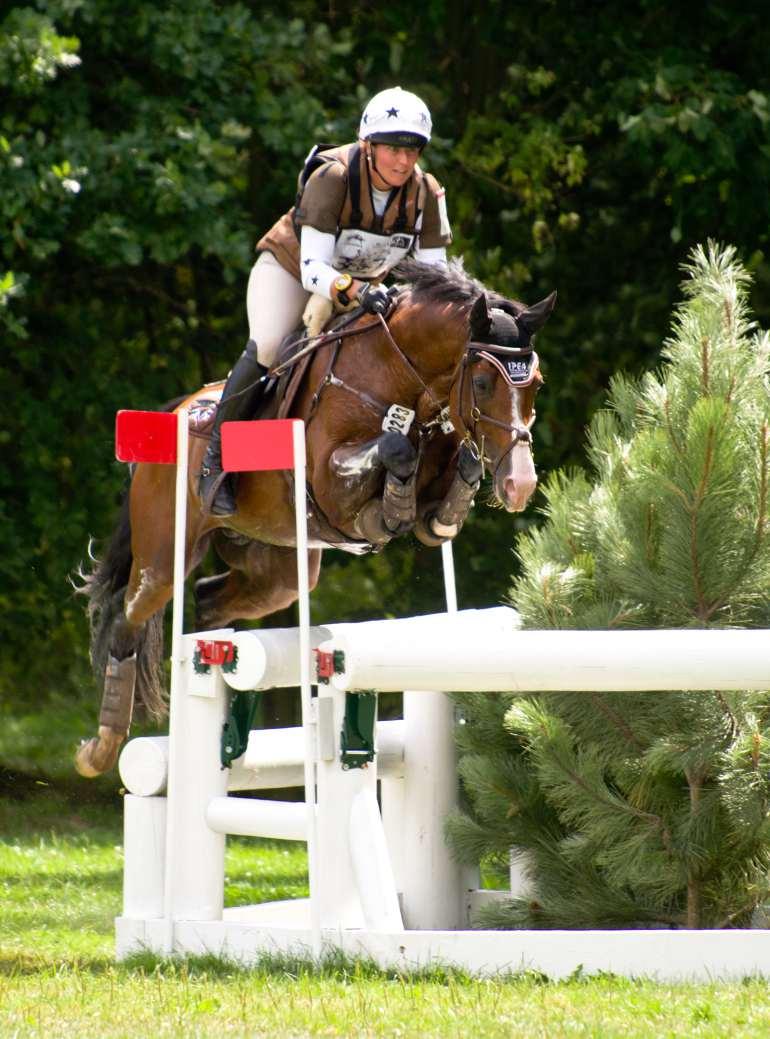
458, 343, 540, 477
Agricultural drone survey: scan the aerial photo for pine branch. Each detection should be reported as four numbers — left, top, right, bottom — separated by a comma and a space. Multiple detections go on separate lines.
724, 370, 737, 405
664, 393, 685, 460
689, 423, 716, 621
700, 334, 710, 396
685, 766, 706, 927
706, 422, 770, 616
549, 747, 674, 854
715, 692, 739, 742
586, 693, 645, 750
754, 423, 769, 553
715, 900, 761, 929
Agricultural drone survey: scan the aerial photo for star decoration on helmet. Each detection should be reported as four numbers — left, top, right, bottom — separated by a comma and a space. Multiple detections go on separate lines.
386, 107, 399, 118
303, 258, 312, 266
311, 276, 318, 285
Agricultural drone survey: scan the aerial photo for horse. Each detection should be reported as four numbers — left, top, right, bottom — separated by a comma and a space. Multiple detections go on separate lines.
75, 260, 555, 777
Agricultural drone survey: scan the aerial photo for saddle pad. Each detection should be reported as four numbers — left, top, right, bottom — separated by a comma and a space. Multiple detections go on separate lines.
187, 391, 222, 435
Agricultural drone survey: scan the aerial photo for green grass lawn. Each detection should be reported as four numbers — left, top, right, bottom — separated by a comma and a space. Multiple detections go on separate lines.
4, 787, 770, 1038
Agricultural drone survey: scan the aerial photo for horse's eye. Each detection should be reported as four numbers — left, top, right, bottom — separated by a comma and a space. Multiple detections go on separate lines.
472, 373, 494, 399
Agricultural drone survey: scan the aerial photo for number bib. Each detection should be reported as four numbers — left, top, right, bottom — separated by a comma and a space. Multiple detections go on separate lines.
333, 229, 416, 280
382, 404, 415, 436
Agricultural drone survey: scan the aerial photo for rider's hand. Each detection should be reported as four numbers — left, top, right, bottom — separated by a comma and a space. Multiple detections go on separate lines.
357, 283, 393, 316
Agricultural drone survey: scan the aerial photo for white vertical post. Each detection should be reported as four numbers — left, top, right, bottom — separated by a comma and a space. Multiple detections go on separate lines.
123, 795, 166, 919
399, 536, 463, 929
441, 539, 481, 913
401, 688, 463, 928
164, 642, 230, 926
315, 686, 383, 930
379, 772, 406, 898
161, 407, 190, 955
293, 420, 321, 956
441, 540, 458, 614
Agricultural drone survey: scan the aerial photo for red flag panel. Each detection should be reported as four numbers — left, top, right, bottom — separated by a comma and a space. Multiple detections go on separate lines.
115, 410, 178, 464
221, 420, 297, 472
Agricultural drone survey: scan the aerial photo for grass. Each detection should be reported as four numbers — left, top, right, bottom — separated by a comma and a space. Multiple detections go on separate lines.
4, 789, 770, 1037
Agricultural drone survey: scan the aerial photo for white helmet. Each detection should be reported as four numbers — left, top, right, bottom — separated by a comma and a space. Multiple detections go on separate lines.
358, 87, 432, 148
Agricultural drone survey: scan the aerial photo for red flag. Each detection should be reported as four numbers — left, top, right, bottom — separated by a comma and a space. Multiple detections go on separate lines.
115, 410, 178, 464
221, 420, 296, 472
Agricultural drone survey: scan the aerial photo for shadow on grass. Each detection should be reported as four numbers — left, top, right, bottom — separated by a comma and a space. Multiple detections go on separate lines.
0, 945, 558, 984
118, 949, 557, 986
0, 768, 123, 838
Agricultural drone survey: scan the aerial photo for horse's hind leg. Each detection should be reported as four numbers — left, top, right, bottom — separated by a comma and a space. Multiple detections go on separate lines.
195, 539, 321, 629
75, 559, 174, 778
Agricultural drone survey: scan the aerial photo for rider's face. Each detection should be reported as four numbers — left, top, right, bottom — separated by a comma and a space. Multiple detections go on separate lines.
367, 143, 421, 189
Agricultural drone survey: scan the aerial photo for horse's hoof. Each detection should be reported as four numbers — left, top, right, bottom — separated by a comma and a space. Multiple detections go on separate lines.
75, 738, 103, 777
414, 510, 451, 548
74, 727, 124, 777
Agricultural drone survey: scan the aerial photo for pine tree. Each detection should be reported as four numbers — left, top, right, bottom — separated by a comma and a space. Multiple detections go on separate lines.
447, 243, 770, 929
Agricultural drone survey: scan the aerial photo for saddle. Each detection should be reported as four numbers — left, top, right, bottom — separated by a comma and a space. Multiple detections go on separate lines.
273, 308, 363, 420
187, 308, 361, 437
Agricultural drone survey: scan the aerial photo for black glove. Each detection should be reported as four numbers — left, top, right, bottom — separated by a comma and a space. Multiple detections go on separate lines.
357, 283, 393, 316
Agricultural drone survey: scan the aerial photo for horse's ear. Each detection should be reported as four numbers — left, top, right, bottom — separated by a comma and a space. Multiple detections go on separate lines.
518, 290, 557, 334
469, 293, 492, 338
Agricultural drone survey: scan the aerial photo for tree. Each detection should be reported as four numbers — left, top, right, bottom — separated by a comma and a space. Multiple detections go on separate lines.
0, 3, 355, 707
448, 243, 770, 929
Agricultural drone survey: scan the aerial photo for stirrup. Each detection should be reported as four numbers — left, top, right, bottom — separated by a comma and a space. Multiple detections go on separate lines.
199, 467, 236, 517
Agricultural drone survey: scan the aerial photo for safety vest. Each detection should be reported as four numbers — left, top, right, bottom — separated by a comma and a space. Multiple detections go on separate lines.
257, 143, 448, 282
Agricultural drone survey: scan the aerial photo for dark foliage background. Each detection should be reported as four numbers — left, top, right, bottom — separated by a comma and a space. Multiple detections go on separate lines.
3, 0, 770, 777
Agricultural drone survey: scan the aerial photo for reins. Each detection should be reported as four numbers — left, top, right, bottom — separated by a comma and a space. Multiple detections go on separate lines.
295, 302, 453, 438
273, 303, 444, 419
270, 309, 381, 377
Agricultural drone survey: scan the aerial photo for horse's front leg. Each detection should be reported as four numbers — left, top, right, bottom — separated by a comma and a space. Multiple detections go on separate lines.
331, 432, 418, 545
415, 440, 483, 547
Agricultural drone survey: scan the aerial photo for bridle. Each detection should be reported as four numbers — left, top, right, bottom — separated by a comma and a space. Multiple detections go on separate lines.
455, 343, 540, 478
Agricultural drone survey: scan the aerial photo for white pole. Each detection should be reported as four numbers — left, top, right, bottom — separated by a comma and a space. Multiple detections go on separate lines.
440, 538, 480, 911
401, 538, 462, 928
162, 407, 189, 956
441, 540, 458, 614
293, 419, 321, 956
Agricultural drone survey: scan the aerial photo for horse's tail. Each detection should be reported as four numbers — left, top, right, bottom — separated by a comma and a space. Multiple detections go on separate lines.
75, 396, 186, 722
75, 488, 167, 722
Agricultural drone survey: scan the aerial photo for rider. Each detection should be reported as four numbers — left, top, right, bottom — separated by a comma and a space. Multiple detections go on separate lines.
199, 86, 453, 516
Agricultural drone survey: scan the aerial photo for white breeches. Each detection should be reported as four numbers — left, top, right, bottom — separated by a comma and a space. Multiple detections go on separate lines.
246, 252, 310, 366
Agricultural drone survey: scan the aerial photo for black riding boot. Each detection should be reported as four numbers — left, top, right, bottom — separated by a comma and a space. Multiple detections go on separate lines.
199, 341, 269, 516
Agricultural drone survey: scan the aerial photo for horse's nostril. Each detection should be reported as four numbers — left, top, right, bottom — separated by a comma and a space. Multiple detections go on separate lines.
503, 473, 537, 512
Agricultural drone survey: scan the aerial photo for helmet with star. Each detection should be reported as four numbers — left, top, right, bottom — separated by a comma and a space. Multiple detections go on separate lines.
358, 87, 432, 149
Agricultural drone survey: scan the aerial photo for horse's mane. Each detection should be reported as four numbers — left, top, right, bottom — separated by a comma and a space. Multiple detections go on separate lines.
394, 258, 522, 315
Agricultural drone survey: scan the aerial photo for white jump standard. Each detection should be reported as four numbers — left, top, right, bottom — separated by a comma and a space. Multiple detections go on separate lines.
117, 612, 770, 980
